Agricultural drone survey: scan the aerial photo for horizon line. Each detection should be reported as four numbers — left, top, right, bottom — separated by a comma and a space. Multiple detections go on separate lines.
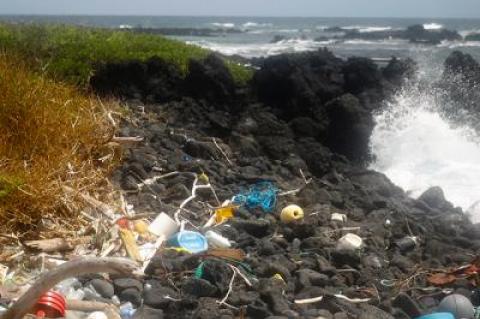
1, 13, 479, 20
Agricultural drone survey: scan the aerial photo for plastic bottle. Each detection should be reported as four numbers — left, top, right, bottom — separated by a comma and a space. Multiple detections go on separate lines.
205, 230, 231, 248
119, 302, 136, 319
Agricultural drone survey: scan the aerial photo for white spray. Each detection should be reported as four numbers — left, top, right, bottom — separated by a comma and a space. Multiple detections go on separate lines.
370, 84, 480, 222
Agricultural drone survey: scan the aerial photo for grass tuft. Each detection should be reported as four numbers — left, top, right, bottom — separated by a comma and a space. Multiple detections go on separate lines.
0, 52, 118, 236
0, 23, 253, 86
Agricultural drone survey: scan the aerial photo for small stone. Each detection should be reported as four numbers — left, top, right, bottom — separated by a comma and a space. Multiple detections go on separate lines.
133, 306, 164, 319
88, 279, 114, 299
120, 288, 142, 307
113, 278, 143, 294
230, 219, 271, 237
143, 282, 178, 309
182, 278, 218, 297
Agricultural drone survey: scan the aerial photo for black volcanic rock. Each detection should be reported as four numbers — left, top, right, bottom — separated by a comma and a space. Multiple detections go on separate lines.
382, 57, 417, 85
342, 57, 382, 95
465, 33, 480, 41
405, 24, 461, 45
90, 56, 183, 103
184, 53, 237, 107
440, 51, 480, 119
325, 94, 374, 162
253, 49, 344, 117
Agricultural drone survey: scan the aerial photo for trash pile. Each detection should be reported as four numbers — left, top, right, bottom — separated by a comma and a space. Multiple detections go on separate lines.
2, 50, 480, 318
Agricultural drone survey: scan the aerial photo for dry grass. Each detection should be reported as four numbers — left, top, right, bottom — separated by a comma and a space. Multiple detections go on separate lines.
0, 52, 119, 238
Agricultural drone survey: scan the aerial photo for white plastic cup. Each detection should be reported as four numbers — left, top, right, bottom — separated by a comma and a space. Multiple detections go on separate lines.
336, 233, 363, 251
148, 212, 178, 238
205, 230, 231, 248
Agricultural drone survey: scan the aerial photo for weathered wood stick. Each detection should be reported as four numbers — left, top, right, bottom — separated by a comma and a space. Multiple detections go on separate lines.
24, 237, 92, 253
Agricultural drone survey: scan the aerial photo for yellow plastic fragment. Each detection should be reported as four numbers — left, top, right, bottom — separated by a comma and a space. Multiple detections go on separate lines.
215, 206, 235, 224
119, 228, 142, 262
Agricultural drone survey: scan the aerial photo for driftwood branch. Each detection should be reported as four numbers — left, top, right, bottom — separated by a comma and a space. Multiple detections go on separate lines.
112, 136, 144, 144
24, 237, 92, 253
1, 257, 137, 319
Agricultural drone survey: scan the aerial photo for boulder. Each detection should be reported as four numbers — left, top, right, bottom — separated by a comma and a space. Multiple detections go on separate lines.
184, 54, 237, 106
253, 49, 344, 117
325, 94, 374, 163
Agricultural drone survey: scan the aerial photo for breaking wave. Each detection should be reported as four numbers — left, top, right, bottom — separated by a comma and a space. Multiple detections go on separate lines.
189, 38, 332, 58
342, 25, 393, 33
211, 22, 235, 28
370, 84, 480, 221
423, 23, 444, 30
242, 21, 273, 28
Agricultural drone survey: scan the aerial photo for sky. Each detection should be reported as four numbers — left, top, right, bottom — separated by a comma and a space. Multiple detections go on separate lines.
1, 0, 480, 18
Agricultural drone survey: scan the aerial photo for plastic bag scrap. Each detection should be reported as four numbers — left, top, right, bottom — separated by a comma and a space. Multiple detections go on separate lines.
233, 181, 278, 213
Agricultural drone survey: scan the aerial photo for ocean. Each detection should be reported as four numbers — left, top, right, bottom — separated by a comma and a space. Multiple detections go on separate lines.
2, 15, 480, 63
2, 15, 480, 219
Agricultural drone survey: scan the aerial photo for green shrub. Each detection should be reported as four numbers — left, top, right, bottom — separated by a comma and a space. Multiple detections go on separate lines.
0, 23, 253, 86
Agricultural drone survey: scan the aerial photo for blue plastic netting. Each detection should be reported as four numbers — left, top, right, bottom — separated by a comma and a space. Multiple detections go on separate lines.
233, 181, 277, 213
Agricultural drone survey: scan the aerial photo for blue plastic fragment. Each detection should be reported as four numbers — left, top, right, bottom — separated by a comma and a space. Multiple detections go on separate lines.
233, 181, 278, 213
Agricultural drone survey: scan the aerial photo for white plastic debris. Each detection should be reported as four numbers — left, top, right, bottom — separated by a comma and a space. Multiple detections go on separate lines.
205, 230, 231, 248
336, 233, 363, 251
148, 212, 178, 237
86, 312, 108, 319
331, 213, 347, 223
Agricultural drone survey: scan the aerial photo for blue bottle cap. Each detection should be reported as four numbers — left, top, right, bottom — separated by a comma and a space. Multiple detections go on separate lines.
166, 231, 208, 253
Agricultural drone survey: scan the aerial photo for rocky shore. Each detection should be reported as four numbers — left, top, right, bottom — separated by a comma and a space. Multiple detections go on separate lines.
318, 24, 462, 45
84, 49, 480, 318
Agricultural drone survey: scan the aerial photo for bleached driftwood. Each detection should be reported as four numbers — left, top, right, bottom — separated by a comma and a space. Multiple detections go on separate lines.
24, 237, 92, 253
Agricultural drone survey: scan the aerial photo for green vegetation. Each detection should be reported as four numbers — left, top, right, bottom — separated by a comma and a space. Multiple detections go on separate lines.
0, 23, 253, 86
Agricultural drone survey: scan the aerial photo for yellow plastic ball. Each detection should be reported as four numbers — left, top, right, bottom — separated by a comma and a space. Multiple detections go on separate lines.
280, 204, 304, 223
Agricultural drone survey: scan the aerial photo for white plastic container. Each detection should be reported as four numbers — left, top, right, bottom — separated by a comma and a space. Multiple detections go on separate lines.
205, 230, 231, 248
336, 233, 363, 251
148, 212, 178, 238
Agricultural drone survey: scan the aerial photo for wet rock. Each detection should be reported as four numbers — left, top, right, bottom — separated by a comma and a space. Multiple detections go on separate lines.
406, 24, 461, 45
383, 57, 417, 85
342, 57, 382, 95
